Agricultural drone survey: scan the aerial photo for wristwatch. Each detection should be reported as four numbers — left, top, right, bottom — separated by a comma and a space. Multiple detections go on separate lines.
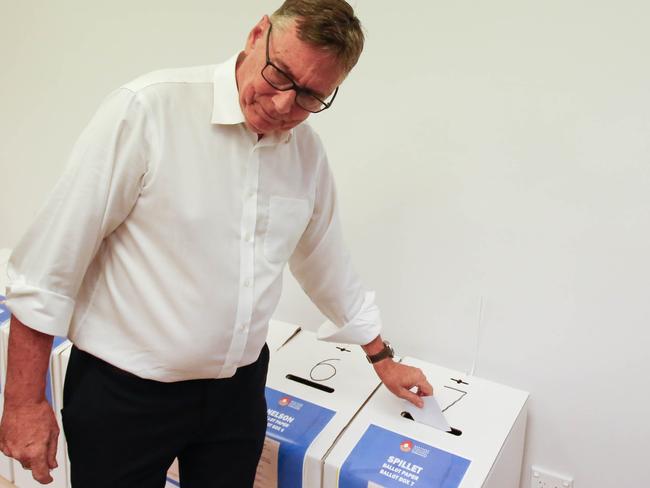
366, 340, 395, 364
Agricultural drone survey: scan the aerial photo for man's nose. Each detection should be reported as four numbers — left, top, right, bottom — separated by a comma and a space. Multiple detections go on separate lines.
271, 89, 296, 115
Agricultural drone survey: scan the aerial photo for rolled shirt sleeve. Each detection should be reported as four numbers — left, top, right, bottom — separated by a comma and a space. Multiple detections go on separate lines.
5, 87, 150, 337
289, 148, 382, 346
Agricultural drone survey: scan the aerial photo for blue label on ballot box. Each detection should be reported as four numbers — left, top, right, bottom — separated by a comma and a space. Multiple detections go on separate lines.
0, 295, 6, 393
264, 386, 336, 486
0, 295, 10, 324
338, 424, 471, 488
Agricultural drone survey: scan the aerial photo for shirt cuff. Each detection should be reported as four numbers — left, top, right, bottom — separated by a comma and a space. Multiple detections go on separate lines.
5, 282, 74, 337
317, 291, 382, 345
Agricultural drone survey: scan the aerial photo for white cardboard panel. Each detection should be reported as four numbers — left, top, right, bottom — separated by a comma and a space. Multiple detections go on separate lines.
51, 342, 72, 488
266, 319, 302, 352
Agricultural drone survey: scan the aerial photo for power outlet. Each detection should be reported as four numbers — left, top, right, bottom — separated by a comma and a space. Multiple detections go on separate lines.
531, 466, 573, 488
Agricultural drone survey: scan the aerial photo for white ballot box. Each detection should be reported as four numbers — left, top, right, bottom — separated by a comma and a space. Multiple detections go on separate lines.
0, 296, 15, 483
266, 319, 302, 352
254, 329, 382, 488
165, 458, 181, 487
52, 342, 73, 488
322, 357, 529, 488
165, 318, 303, 487
1, 324, 71, 488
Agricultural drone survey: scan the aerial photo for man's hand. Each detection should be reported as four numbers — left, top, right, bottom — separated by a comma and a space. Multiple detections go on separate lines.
1, 315, 58, 484
373, 359, 433, 408
361, 335, 433, 407
0, 399, 59, 484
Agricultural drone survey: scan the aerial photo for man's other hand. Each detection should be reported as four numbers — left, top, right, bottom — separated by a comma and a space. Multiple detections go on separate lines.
0, 399, 59, 484
373, 359, 433, 408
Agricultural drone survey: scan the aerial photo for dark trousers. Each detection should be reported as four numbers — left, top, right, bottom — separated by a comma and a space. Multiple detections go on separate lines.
62, 344, 269, 488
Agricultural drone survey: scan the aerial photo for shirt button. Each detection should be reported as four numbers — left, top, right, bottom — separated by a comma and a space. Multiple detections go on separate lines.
245, 234, 254, 243
243, 278, 252, 288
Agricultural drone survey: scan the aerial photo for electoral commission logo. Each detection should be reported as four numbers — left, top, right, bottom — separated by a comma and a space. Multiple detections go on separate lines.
400, 440, 413, 452
278, 396, 304, 411
400, 439, 430, 458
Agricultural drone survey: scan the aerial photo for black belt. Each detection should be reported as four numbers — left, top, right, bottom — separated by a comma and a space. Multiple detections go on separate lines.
72, 345, 141, 379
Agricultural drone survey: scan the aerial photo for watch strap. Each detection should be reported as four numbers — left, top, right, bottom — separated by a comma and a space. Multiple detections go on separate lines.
366, 341, 394, 363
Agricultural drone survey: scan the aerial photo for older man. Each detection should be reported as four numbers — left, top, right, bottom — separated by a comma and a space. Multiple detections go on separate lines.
0, 1, 432, 486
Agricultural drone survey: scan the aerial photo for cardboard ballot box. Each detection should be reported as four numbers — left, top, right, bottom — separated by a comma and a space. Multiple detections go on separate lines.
1, 323, 71, 488
323, 357, 529, 488
254, 329, 382, 488
265, 319, 302, 352
165, 318, 304, 487
52, 343, 73, 488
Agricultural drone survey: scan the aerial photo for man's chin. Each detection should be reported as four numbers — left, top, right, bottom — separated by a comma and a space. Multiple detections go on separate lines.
245, 114, 277, 135
244, 111, 301, 135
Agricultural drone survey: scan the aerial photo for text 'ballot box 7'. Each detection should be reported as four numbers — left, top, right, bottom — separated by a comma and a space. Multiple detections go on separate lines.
322, 357, 529, 488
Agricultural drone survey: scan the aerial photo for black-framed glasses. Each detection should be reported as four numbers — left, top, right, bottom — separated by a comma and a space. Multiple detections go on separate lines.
261, 23, 339, 113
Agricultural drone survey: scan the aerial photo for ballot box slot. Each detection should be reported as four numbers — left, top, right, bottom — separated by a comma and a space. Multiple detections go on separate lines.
286, 374, 335, 393
400, 411, 463, 436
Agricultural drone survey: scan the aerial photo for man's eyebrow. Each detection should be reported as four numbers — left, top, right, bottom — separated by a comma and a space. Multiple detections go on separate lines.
275, 59, 295, 79
275, 58, 326, 99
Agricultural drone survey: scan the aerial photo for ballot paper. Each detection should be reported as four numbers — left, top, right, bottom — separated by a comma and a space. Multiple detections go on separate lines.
403, 396, 451, 432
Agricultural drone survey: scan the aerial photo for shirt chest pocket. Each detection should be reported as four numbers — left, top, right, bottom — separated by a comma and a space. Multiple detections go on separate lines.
264, 196, 311, 263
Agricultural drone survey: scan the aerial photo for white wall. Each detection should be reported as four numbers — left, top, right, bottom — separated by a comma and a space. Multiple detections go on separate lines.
2, 1, 649, 487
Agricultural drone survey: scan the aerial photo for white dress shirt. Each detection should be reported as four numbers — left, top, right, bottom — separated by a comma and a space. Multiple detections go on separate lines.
5, 54, 382, 381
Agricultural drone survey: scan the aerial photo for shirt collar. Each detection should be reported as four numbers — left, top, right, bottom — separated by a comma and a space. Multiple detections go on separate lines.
211, 53, 293, 144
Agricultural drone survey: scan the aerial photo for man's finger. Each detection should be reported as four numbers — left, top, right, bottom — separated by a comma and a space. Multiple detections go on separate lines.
0, 444, 11, 458
30, 456, 53, 484
405, 368, 433, 397
416, 378, 434, 397
47, 430, 59, 469
400, 388, 425, 408
417, 386, 434, 397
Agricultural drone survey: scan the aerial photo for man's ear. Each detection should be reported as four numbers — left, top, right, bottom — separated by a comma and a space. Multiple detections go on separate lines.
244, 15, 270, 54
